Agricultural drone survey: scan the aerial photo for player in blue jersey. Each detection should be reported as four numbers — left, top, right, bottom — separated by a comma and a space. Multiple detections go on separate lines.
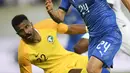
45, 0, 122, 73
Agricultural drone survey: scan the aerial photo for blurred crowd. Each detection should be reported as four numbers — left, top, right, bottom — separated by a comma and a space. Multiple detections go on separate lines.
0, 0, 59, 6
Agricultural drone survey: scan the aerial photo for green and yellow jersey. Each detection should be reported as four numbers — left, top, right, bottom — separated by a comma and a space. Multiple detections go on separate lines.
18, 19, 88, 73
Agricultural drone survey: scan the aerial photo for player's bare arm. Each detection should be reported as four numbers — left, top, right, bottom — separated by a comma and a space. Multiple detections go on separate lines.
45, 0, 66, 23
65, 24, 88, 34
57, 22, 88, 34
122, 0, 130, 12
74, 38, 89, 54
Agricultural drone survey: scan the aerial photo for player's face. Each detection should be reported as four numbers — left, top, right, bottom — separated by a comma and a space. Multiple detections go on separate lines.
16, 20, 35, 42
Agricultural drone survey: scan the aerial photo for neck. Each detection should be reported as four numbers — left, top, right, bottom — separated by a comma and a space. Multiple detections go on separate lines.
24, 30, 41, 44
33, 30, 41, 43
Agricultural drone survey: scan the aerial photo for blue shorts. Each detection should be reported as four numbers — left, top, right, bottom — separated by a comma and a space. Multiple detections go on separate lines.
88, 27, 122, 68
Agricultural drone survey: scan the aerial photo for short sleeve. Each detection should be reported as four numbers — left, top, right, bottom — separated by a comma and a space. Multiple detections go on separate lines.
59, 0, 71, 12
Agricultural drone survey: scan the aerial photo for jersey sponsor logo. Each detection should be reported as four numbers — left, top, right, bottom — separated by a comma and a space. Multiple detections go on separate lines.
96, 40, 111, 57
47, 35, 54, 43
35, 53, 48, 62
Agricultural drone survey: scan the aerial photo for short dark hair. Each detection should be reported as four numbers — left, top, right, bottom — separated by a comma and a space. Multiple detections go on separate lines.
12, 14, 28, 29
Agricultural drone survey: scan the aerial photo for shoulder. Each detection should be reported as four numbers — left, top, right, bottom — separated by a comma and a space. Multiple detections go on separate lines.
34, 19, 58, 29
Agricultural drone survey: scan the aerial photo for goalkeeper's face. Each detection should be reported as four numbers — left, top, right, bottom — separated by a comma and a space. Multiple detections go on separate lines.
15, 20, 35, 42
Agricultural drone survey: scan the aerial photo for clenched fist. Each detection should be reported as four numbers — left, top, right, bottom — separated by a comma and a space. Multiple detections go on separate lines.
45, 0, 54, 12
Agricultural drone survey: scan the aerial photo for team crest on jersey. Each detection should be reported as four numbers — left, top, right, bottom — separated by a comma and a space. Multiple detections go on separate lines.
47, 35, 54, 43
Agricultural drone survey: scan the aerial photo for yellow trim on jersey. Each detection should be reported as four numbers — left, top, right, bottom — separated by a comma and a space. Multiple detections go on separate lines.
57, 23, 68, 34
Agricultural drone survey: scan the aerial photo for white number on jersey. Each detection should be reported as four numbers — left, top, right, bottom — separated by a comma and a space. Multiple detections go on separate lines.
78, 3, 89, 16
96, 40, 111, 56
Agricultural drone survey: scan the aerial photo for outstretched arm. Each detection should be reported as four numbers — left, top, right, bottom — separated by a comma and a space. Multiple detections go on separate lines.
45, 0, 66, 23
57, 23, 88, 34
122, 0, 130, 12
65, 24, 88, 34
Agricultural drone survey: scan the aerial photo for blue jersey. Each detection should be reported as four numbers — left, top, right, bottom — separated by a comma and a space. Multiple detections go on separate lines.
59, 0, 118, 37
59, 0, 122, 68
64, 6, 84, 24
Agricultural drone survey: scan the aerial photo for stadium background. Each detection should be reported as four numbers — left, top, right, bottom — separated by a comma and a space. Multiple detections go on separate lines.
0, 0, 130, 73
